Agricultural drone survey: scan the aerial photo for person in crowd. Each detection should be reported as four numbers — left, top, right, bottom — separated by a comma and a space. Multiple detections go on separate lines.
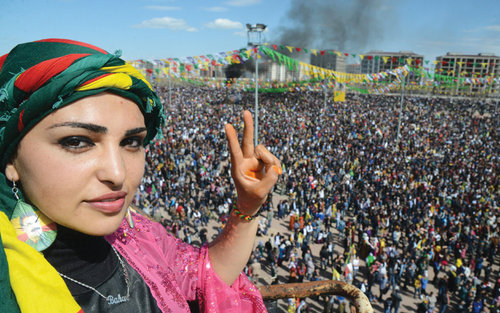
390, 286, 402, 313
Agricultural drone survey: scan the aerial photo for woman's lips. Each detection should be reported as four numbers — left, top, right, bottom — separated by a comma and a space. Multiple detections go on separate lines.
86, 192, 127, 213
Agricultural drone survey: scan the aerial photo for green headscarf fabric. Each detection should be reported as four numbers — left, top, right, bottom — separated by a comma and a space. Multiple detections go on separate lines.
0, 38, 165, 170
0, 38, 165, 312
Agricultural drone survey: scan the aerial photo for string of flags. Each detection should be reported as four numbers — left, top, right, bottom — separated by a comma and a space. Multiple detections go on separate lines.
129, 43, 499, 95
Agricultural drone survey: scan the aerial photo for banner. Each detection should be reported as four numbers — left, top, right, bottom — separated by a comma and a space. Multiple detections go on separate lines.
334, 91, 346, 102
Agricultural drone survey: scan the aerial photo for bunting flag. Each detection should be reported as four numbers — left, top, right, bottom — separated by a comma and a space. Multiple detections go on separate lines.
127, 42, 498, 96
266, 43, 433, 71
130, 41, 498, 81
334, 91, 345, 102
146, 65, 413, 95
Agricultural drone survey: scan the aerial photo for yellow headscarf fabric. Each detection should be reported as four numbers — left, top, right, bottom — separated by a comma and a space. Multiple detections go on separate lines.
0, 211, 82, 312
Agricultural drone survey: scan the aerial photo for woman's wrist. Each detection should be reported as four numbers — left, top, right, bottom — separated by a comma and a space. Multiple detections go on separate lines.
231, 204, 260, 222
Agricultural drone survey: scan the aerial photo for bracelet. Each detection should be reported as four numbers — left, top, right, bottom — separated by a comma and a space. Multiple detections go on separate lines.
232, 206, 259, 221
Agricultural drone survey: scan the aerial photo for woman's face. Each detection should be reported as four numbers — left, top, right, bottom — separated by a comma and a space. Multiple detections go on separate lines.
6, 93, 147, 236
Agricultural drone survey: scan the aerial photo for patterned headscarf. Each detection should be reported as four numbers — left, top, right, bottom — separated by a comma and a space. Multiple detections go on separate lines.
0, 39, 165, 312
0, 38, 164, 170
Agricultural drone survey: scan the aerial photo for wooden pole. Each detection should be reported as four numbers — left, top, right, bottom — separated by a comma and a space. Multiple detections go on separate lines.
259, 280, 373, 313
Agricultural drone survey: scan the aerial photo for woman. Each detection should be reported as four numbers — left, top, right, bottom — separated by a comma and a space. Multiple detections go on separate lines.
0, 39, 281, 312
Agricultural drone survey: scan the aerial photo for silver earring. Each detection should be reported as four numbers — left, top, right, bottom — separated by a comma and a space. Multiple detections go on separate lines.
10, 180, 57, 251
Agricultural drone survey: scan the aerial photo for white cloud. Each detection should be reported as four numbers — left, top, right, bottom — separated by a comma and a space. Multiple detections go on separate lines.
420, 35, 500, 57
459, 36, 500, 53
485, 25, 500, 32
145, 5, 181, 11
135, 17, 198, 32
206, 18, 243, 30
233, 31, 247, 37
225, 0, 262, 7
465, 25, 500, 33
204, 6, 228, 12
463, 27, 483, 33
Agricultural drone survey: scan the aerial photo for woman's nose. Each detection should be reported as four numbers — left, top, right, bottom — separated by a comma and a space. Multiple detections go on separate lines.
96, 145, 126, 187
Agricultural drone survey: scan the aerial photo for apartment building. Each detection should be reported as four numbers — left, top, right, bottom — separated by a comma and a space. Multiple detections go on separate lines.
435, 52, 499, 95
360, 51, 424, 74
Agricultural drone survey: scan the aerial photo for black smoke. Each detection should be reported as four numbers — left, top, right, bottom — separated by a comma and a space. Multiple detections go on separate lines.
225, 58, 255, 79
225, 52, 270, 79
273, 0, 395, 53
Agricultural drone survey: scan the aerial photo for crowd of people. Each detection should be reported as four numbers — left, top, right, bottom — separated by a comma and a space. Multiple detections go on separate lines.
133, 85, 498, 313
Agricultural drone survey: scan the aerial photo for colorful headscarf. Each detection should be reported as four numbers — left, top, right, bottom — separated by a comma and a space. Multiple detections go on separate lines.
0, 38, 165, 169
0, 39, 165, 313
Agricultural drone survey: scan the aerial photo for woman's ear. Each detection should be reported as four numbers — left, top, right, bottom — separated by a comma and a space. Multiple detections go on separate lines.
5, 162, 20, 182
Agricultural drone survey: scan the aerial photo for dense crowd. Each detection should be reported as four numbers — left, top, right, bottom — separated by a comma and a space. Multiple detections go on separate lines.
133, 85, 498, 313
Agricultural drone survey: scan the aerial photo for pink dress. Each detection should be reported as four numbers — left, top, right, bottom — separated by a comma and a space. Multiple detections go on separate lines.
105, 212, 266, 312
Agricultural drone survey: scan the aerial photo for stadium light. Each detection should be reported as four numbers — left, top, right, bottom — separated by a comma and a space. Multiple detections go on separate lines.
247, 23, 267, 146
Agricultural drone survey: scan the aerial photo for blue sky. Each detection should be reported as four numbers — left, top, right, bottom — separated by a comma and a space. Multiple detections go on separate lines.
1, 0, 499, 64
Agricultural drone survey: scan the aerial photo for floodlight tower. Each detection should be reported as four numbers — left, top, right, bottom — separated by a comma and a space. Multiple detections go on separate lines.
246, 23, 267, 146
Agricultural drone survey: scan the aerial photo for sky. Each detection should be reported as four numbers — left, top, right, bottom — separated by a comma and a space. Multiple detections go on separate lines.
1, 0, 500, 65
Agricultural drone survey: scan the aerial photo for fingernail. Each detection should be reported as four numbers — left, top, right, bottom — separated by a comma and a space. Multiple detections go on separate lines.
245, 170, 257, 178
272, 165, 282, 175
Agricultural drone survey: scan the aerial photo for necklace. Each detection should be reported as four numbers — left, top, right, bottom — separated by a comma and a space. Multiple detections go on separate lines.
58, 245, 130, 305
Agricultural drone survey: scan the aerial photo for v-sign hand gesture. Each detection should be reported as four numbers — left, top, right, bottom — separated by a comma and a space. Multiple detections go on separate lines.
210, 110, 282, 286
225, 110, 282, 215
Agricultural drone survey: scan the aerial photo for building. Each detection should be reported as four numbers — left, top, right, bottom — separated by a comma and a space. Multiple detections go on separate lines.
435, 52, 500, 96
361, 50, 423, 71
310, 52, 347, 72
346, 63, 361, 74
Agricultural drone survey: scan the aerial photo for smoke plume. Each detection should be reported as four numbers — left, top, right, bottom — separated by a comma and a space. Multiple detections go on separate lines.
225, 59, 255, 79
273, 0, 394, 53
225, 54, 270, 79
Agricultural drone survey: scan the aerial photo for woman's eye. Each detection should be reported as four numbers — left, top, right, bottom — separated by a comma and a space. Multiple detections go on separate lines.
121, 136, 144, 149
58, 136, 94, 150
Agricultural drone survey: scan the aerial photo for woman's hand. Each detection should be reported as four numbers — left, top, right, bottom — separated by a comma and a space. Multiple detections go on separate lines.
225, 110, 282, 214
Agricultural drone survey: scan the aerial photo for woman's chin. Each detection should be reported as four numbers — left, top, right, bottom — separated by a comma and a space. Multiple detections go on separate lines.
61, 216, 125, 237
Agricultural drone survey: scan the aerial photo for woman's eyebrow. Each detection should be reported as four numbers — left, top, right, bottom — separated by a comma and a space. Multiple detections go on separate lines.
125, 127, 147, 136
48, 122, 107, 133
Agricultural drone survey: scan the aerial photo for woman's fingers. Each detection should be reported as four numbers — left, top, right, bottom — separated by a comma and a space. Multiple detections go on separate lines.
226, 121, 261, 180
225, 123, 243, 161
257, 163, 280, 196
254, 145, 282, 174
241, 110, 255, 158
226, 111, 281, 193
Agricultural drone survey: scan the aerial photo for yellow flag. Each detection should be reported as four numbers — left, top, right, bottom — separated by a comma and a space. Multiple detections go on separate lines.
334, 91, 345, 102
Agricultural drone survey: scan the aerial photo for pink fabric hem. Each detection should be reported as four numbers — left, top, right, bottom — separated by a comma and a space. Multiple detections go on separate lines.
105, 213, 266, 312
